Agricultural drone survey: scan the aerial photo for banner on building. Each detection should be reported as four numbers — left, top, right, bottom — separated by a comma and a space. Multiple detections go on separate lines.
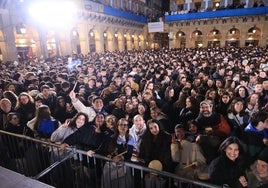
148, 22, 164, 33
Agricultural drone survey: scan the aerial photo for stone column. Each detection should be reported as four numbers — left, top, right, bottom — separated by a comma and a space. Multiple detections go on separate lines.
37, 28, 49, 59
79, 24, 89, 54
60, 31, 72, 56
0, 13, 18, 62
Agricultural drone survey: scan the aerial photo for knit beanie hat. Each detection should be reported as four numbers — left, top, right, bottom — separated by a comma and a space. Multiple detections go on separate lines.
258, 147, 268, 163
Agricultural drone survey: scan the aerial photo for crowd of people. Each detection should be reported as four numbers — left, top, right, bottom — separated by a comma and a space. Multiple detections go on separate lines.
0, 46, 268, 187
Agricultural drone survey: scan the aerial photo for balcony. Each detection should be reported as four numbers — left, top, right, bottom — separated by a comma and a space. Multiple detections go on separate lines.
165, 6, 268, 22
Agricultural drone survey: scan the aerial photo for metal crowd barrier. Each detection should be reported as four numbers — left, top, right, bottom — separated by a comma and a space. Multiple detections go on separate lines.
0, 130, 220, 188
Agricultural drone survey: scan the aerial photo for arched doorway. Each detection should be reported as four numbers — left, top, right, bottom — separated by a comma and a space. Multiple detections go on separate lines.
245, 26, 260, 47
88, 29, 96, 52
226, 26, 240, 47
153, 32, 169, 49
15, 24, 35, 60
176, 30, 186, 48
191, 28, 203, 48
207, 27, 221, 48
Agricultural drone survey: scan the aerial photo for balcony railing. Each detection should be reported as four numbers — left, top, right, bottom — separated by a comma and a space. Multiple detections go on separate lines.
165, 7, 268, 22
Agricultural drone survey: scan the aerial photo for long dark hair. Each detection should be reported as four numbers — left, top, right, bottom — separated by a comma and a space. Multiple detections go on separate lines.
33, 105, 51, 130
218, 136, 244, 158
108, 118, 130, 154
68, 112, 89, 129
142, 119, 165, 140
227, 98, 247, 116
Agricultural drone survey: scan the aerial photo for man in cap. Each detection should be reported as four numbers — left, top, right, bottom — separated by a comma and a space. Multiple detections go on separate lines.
239, 147, 268, 188
195, 99, 231, 163
69, 90, 107, 122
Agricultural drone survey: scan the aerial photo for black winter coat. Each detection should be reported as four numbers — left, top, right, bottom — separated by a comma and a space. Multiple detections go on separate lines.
63, 124, 104, 151
208, 155, 246, 187
139, 131, 172, 172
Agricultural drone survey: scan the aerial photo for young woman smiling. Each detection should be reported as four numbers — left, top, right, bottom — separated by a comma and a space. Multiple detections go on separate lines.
208, 136, 248, 187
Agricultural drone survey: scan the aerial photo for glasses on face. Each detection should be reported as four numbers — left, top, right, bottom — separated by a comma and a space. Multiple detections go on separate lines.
118, 124, 128, 127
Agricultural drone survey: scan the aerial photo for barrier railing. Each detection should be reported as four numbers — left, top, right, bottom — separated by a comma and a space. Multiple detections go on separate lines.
0, 130, 220, 188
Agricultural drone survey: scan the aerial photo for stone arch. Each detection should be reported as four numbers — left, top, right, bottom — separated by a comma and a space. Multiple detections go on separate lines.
175, 30, 186, 48
245, 26, 261, 46
207, 27, 221, 48
191, 29, 203, 48
226, 26, 240, 47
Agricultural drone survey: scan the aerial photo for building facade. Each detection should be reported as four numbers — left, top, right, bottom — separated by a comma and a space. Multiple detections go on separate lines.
0, 0, 267, 62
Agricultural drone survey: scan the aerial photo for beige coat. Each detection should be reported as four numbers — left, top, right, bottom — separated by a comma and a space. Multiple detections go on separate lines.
171, 140, 206, 179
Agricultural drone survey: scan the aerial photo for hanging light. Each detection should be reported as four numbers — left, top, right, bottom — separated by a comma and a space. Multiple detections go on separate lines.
252, 25, 256, 33
195, 28, 199, 36
230, 26, 236, 34
212, 27, 218, 35
20, 27, 26, 34
17, 23, 26, 34
72, 30, 77, 36
178, 30, 184, 37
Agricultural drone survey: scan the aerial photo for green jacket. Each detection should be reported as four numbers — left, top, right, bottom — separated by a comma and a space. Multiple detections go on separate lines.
245, 170, 268, 188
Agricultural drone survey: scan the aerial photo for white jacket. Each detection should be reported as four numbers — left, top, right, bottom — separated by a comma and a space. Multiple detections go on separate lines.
72, 100, 96, 122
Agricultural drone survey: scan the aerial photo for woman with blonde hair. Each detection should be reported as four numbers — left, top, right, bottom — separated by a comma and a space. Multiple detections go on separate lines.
3, 90, 18, 109
0, 98, 13, 130
15, 92, 35, 126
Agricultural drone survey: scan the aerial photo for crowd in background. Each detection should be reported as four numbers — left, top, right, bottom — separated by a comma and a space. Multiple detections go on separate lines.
0, 46, 268, 187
